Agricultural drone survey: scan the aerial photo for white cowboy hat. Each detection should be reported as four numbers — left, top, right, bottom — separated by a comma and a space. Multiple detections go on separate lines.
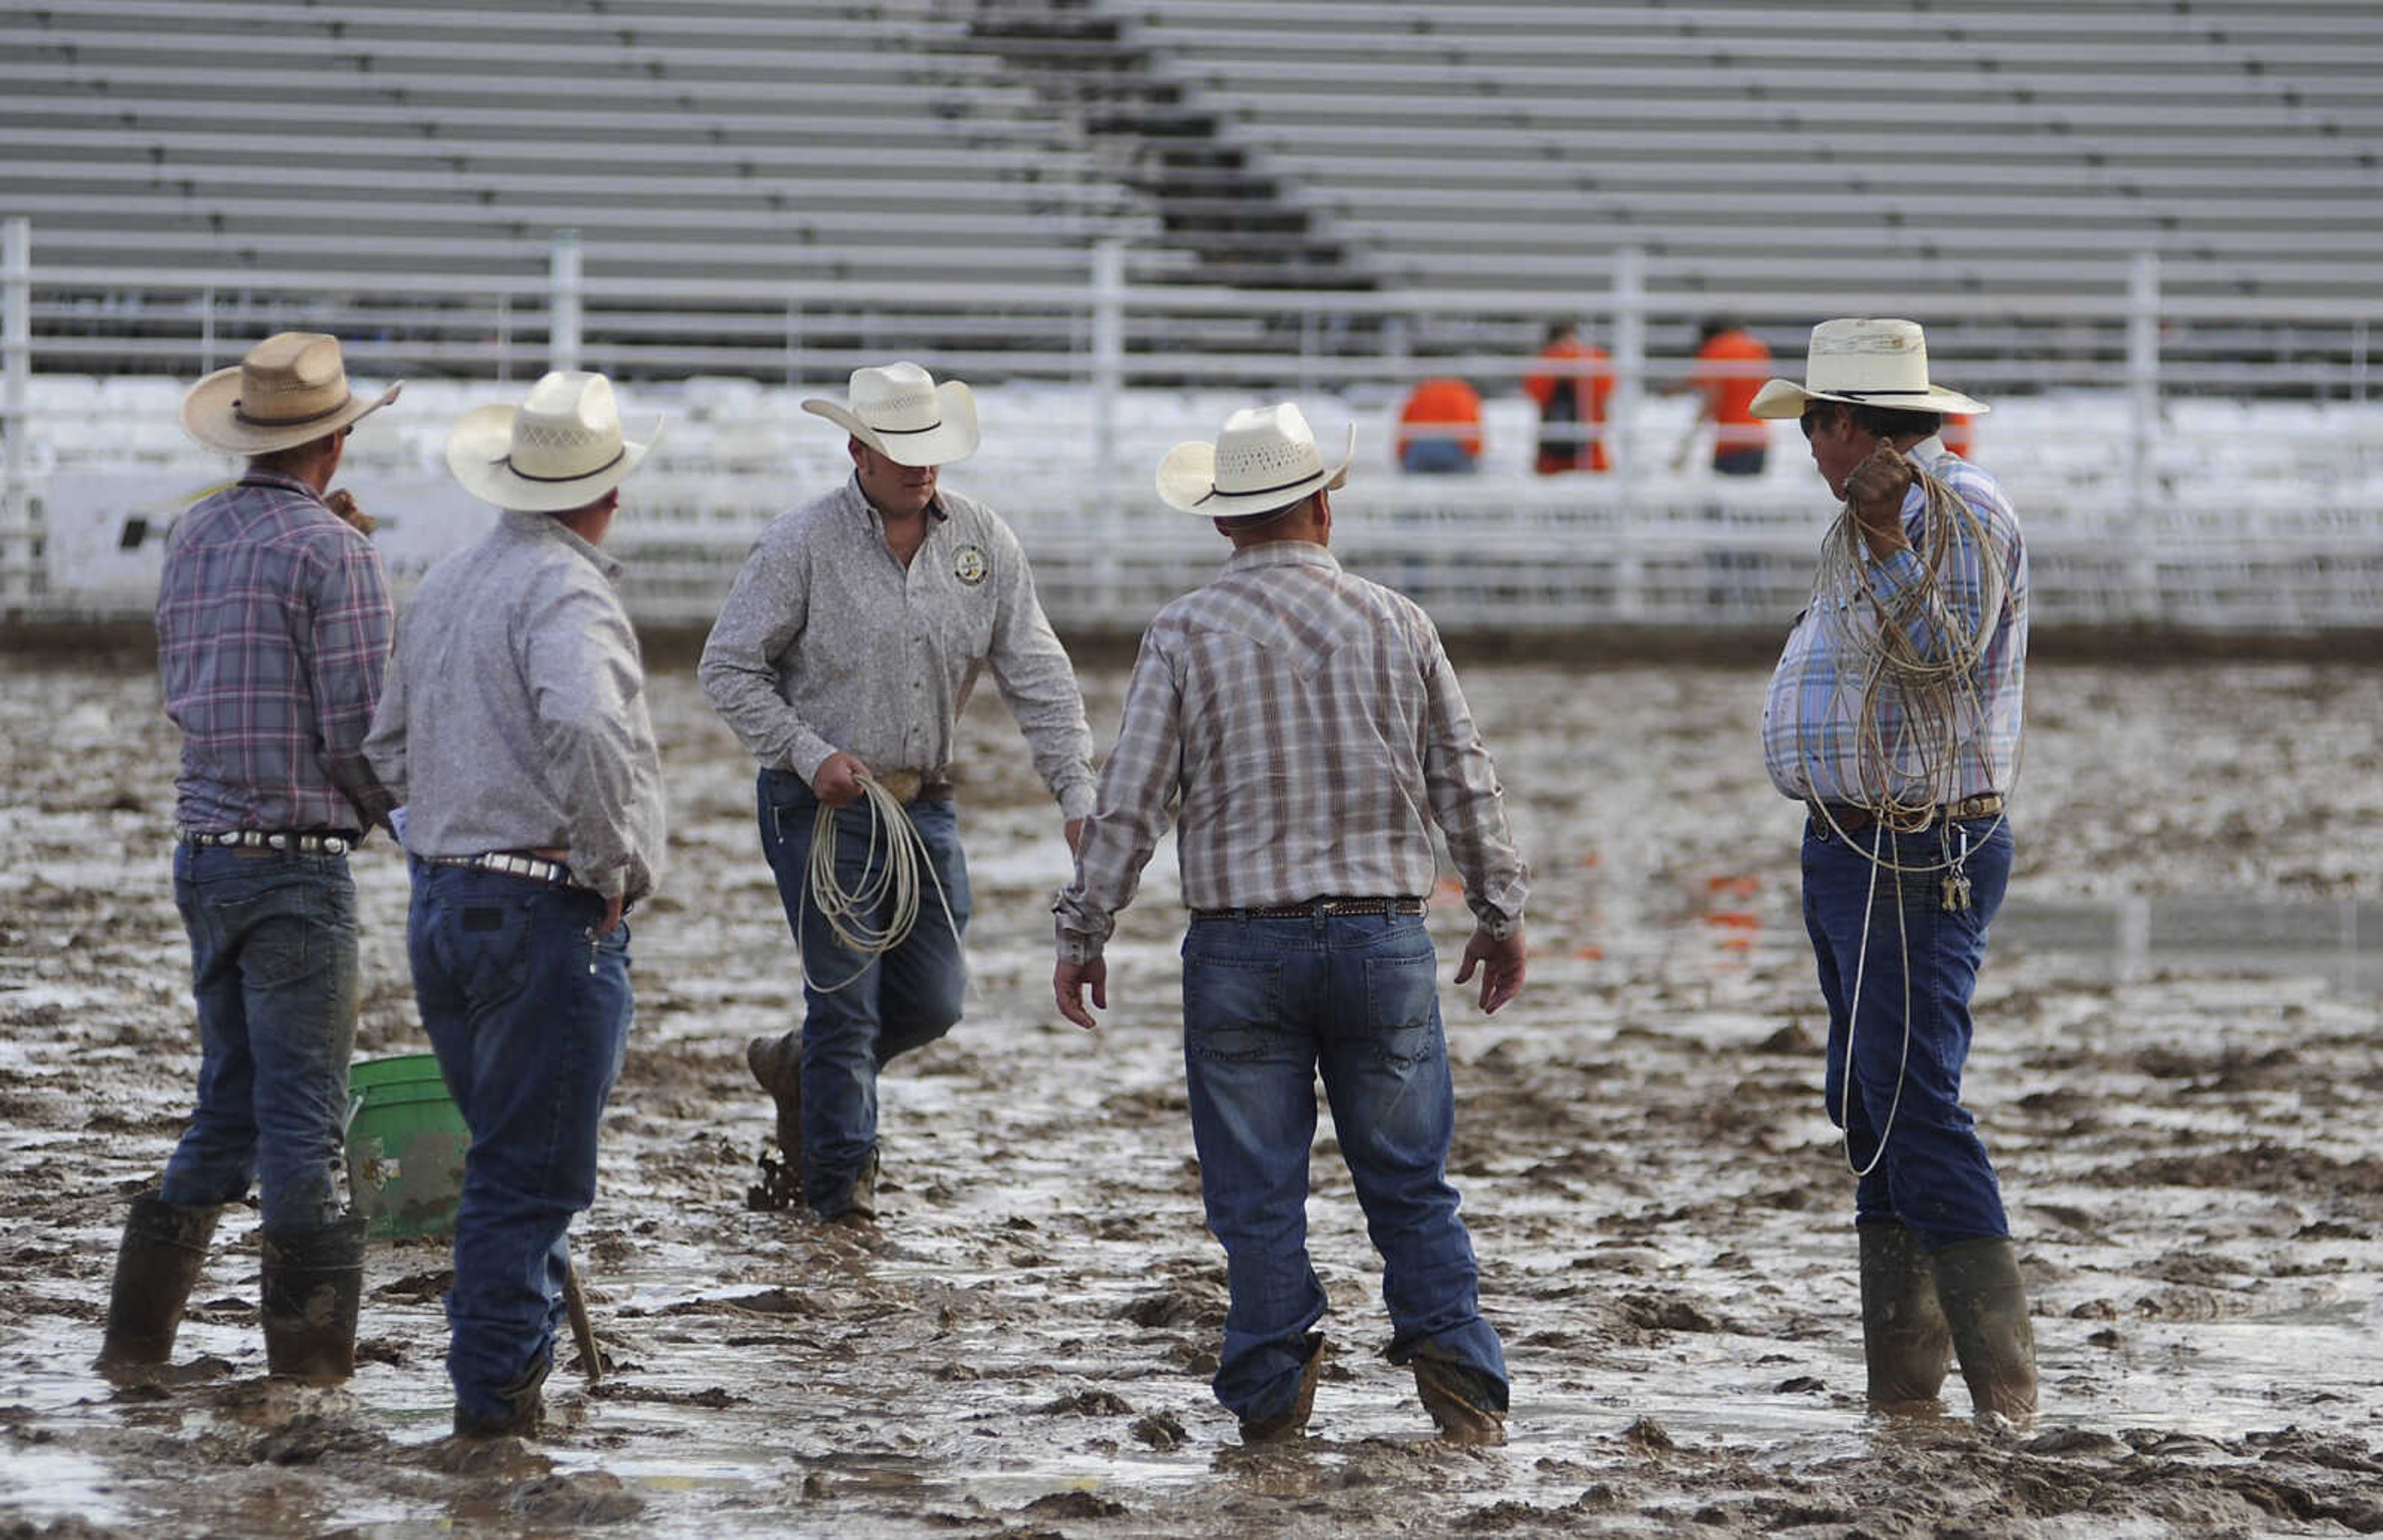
1749, 317, 1988, 419
1156, 403, 1354, 519
801, 361, 979, 467
446, 370, 661, 513
181, 331, 402, 455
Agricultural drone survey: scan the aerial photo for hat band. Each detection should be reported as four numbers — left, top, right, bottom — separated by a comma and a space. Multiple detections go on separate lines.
233, 395, 352, 429
1196, 468, 1322, 506
1829, 387, 1937, 400
498, 447, 626, 484
871, 418, 943, 437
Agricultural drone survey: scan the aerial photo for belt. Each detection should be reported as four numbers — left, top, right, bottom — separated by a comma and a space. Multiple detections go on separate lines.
1191, 895, 1428, 923
1812, 793, 2004, 836
870, 769, 954, 805
178, 828, 355, 856
427, 851, 579, 887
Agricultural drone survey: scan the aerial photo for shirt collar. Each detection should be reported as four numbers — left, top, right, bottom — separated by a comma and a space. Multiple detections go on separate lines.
1222, 539, 1340, 576
236, 468, 322, 501
1909, 434, 1950, 468
500, 506, 623, 582
843, 473, 950, 527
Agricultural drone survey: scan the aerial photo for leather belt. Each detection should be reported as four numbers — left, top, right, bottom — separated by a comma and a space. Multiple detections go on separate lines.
871, 769, 954, 805
1812, 793, 2004, 836
178, 828, 355, 856
1192, 895, 1428, 923
427, 851, 578, 887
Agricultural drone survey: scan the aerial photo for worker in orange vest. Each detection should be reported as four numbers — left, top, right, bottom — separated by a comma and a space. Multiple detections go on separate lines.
1523, 322, 1614, 474
1394, 377, 1485, 473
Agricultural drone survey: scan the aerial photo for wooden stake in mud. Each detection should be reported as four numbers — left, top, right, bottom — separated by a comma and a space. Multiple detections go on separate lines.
562, 1261, 603, 1385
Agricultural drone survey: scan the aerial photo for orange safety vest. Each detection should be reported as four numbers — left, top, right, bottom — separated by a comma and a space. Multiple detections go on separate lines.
1394, 378, 1485, 462
1694, 330, 1772, 454
1523, 339, 1613, 473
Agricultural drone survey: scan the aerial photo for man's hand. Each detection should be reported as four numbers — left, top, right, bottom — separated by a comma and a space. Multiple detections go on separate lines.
1064, 818, 1084, 856
811, 751, 871, 808
1844, 441, 1915, 557
600, 893, 626, 937
325, 488, 376, 536
1454, 926, 1527, 1014
1054, 957, 1107, 1031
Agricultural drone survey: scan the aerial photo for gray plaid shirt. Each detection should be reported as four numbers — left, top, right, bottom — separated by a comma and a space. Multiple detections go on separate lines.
698, 476, 1095, 818
1054, 541, 1528, 964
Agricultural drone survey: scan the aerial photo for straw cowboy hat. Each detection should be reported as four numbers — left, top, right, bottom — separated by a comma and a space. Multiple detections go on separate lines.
446, 370, 662, 513
1156, 403, 1354, 519
1749, 318, 1988, 420
802, 361, 979, 467
181, 332, 402, 454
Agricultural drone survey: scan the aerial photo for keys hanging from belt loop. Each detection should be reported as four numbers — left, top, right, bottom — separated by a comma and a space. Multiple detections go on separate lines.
1940, 825, 1973, 913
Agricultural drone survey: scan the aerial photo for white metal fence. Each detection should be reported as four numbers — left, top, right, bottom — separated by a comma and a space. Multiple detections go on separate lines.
6, 220, 2383, 634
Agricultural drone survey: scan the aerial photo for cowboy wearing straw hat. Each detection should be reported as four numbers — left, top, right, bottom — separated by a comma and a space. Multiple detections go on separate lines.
700, 361, 1094, 1226
1754, 318, 2037, 1423
99, 333, 401, 1389
364, 370, 666, 1439
1053, 403, 1529, 1447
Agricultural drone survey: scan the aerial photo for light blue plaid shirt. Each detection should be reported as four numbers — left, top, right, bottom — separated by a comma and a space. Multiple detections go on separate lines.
1761, 437, 2028, 808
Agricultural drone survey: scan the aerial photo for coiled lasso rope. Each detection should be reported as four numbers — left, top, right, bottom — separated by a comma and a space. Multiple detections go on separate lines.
801, 773, 963, 995
1803, 449, 2021, 1176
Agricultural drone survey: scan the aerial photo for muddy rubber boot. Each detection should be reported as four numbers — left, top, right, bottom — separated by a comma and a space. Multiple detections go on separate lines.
1859, 1221, 1951, 1413
97, 1191, 220, 1374
1412, 1354, 1509, 1446
454, 1353, 551, 1440
1239, 1333, 1326, 1446
1929, 1235, 2038, 1424
260, 1217, 366, 1384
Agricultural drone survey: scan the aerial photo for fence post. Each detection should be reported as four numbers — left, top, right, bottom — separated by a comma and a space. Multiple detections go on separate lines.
1610, 246, 1646, 618
1090, 240, 1126, 621
2127, 251, 2160, 617
550, 228, 583, 374
1, 217, 31, 606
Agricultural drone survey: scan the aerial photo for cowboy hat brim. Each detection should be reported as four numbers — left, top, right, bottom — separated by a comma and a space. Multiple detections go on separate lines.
181, 371, 402, 455
1749, 378, 1990, 420
446, 403, 663, 513
1156, 423, 1356, 518
801, 380, 980, 467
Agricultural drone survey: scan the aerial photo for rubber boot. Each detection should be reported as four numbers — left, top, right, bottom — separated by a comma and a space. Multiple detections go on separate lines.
1929, 1235, 2038, 1423
260, 1217, 366, 1384
454, 1351, 551, 1440
1858, 1221, 1951, 1413
97, 1191, 220, 1373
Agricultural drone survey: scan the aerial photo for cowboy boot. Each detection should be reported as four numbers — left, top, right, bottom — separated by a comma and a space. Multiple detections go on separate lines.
745, 1032, 804, 1186
828, 1148, 879, 1227
1930, 1235, 2038, 1423
97, 1191, 220, 1374
1239, 1333, 1326, 1446
260, 1217, 366, 1384
1412, 1352, 1508, 1446
1859, 1221, 1951, 1413
454, 1352, 552, 1440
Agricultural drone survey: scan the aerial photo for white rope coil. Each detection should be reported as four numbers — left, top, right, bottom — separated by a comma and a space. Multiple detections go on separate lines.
801, 776, 962, 994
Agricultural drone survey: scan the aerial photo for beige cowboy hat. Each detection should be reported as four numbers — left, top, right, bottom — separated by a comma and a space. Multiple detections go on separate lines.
802, 360, 979, 467
1749, 317, 1988, 419
1156, 402, 1354, 519
446, 370, 662, 513
181, 332, 402, 454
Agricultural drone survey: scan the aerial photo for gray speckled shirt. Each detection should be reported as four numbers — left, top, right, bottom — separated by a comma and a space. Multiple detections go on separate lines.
364, 509, 666, 905
698, 476, 1095, 820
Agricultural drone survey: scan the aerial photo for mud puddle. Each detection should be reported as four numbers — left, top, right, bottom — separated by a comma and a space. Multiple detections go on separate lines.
4, 655, 2382, 1537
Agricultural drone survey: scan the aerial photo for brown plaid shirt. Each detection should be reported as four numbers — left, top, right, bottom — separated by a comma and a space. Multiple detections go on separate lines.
1054, 542, 1527, 964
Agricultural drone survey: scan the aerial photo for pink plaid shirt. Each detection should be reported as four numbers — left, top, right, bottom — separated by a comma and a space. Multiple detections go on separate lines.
1054, 542, 1527, 964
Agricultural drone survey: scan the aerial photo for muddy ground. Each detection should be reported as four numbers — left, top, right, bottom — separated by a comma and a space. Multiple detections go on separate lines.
3, 651, 2381, 1539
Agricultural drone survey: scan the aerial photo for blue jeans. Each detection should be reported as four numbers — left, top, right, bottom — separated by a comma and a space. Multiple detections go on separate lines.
756, 770, 972, 1212
406, 860, 632, 1421
162, 844, 359, 1233
1401, 440, 1478, 474
1181, 910, 1505, 1421
1802, 815, 2014, 1251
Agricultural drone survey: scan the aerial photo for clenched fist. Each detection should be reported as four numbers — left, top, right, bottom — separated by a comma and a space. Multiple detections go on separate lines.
1844, 441, 1914, 555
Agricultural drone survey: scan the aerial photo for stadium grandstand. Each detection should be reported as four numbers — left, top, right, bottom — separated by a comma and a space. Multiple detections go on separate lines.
3, 0, 2381, 634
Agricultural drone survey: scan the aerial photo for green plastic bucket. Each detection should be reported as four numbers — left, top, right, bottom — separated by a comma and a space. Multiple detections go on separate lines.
344, 1053, 469, 1241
